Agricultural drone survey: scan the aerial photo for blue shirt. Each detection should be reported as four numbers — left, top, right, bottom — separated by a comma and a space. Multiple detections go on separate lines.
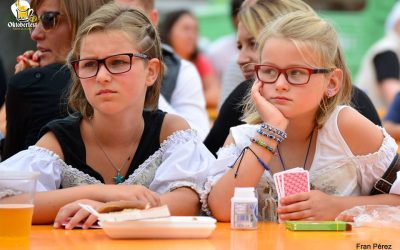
385, 92, 400, 122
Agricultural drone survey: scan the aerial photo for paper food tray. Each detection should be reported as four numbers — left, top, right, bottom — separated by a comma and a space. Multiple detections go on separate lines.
100, 216, 217, 239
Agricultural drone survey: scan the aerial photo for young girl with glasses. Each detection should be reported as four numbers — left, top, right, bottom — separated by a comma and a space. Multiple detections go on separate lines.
204, 0, 382, 156
0, 3, 215, 229
204, 11, 400, 222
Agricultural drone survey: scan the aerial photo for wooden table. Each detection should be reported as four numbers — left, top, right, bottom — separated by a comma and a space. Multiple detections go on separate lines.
2, 222, 399, 250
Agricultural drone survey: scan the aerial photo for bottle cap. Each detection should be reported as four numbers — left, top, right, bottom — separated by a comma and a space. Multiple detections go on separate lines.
233, 187, 255, 198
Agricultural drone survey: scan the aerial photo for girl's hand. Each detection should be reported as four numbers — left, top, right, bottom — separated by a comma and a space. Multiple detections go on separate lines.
54, 199, 103, 230
277, 190, 342, 221
98, 184, 161, 208
251, 80, 288, 130
15, 50, 42, 73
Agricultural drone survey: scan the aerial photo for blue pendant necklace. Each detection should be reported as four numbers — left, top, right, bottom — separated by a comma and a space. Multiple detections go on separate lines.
277, 128, 315, 170
91, 120, 142, 184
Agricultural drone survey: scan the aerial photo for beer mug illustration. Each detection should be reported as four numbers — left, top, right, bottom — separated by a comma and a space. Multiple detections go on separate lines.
12, 0, 33, 22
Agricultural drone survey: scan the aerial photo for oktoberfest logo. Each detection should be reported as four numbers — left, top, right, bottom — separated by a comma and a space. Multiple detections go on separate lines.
9, 0, 37, 30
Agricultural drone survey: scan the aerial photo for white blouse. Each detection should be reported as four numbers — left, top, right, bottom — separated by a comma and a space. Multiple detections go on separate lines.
201, 105, 398, 220
0, 129, 216, 207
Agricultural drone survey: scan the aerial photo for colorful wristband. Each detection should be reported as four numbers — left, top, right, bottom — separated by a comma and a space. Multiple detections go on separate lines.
257, 128, 284, 143
250, 137, 275, 154
261, 123, 287, 139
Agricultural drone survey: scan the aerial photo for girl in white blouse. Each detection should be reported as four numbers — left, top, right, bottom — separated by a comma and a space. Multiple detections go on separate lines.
0, 3, 215, 229
205, 11, 400, 222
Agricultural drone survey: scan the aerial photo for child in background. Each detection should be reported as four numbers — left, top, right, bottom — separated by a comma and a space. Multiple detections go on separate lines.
0, 3, 215, 229
205, 11, 400, 222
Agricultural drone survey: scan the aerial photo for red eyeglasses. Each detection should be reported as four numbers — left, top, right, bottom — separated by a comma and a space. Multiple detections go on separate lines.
254, 64, 334, 85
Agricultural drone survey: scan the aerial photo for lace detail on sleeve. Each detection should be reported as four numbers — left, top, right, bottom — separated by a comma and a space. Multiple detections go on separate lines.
28, 146, 101, 188
216, 143, 242, 158
200, 177, 214, 215
159, 129, 201, 150
123, 150, 163, 186
168, 181, 204, 209
60, 166, 102, 188
28, 146, 65, 166
354, 127, 397, 165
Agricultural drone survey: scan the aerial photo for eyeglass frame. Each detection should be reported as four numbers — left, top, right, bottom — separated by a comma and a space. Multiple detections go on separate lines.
30, 11, 62, 33
71, 53, 149, 79
254, 64, 335, 85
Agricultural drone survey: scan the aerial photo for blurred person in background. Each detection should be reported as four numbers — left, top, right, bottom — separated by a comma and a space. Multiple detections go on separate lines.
205, 0, 244, 83
115, 0, 210, 140
356, 1, 400, 111
204, 0, 381, 156
215, 0, 246, 108
1, 0, 110, 160
160, 9, 220, 109
383, 91, 400, 140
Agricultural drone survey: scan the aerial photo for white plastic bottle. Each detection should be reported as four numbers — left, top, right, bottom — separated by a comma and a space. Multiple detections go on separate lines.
231, 187, 258, 230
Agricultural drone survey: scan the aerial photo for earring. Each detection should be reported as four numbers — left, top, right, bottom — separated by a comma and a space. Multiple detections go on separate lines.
327, 89, 334, 98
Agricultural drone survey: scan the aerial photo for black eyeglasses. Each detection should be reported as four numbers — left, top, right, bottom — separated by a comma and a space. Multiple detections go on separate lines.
254, 64, 335, 85
71, 53, 149, 79
30, 11, 62, 32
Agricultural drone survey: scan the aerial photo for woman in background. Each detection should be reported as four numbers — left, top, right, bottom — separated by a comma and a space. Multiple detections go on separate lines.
159, 9, 220, 109
1, 0, 110, 160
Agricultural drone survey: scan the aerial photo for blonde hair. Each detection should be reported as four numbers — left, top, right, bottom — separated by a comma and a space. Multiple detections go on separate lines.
243, 11, 352, 126
30, 0, 111, 43
238, 0, 314, 39
67, 3, 164, 118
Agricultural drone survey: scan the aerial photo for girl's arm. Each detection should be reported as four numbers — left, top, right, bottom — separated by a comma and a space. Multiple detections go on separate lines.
160, 187, 200, 216
208, 81, 288, 221
52, 186, 201, 229
33, 184, 161, 224
207, 134, 272, 221
32, 184, 99, 224
338, 107, 385, 156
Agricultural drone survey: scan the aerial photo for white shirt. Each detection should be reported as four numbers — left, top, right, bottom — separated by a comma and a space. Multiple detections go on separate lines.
158, 59, 210, 140
0, 130, 216, 201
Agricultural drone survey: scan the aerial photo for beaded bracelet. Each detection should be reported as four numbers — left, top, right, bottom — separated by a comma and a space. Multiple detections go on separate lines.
250, 137, 275, 154
261, 123, 287, 139
257, 128, 284, 143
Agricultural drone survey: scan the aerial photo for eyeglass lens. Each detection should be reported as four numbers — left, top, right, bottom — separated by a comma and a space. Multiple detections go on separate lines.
257, 65, 311, 85
29, 11, 60, 32
40, 12, 60, 30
